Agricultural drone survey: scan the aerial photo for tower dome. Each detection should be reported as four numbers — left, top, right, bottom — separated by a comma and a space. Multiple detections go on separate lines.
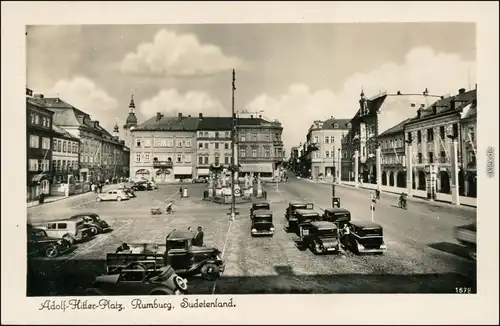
124, 95, 138, 128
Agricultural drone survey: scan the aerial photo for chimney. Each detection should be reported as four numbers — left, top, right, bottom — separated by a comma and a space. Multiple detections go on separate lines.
397, 91, 401, 95
199, 113, 203, 119
178, 113, 182, 119
423, 88, 429, 96
450, 98, 456, 110
417, 109, 422, 119
259, 115, 262, 118
250, 115, 254, 119
156, 112, 162, 122
440, 96, 444, 100
458, 88, 466, 94
188, 114, 191, 117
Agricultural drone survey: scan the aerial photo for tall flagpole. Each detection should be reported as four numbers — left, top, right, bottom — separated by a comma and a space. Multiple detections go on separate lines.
230, 69, 236, 221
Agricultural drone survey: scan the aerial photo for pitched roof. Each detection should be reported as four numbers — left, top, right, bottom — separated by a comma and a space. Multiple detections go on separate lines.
134, 115, 200, 132
377, 118, 412, 138
197, 117, 233, 131
52, 124, 79, 140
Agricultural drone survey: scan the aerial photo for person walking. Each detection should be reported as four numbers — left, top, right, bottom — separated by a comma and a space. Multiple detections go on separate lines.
192, 226, 204, 246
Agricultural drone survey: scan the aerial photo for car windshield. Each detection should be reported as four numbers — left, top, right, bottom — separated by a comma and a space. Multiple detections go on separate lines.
254, 217, 272, 223
34, 230, 48, 237
317, 229, 337, 237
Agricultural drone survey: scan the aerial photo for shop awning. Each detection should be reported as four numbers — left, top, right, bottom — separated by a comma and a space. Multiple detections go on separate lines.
239, 163, 273, 173
197, 168, 210, 176
173, 166, 193, 175
32, 172, 52, 184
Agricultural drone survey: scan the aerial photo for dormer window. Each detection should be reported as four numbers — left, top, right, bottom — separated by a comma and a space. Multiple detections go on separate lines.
334, 123, 339, 129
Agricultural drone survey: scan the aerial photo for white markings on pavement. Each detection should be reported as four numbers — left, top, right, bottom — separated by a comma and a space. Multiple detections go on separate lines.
56, 219, 134, 267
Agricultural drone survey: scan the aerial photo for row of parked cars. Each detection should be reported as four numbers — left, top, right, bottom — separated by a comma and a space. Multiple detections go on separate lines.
96, 180, 158, 202
248, 200, 387, 255
27, 213, 112, 258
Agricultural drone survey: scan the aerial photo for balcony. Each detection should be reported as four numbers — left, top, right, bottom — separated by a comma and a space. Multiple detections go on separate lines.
152, 160, 173, 169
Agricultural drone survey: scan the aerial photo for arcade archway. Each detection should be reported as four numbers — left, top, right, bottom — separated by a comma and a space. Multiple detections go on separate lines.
396, 171, 406, 188
382, 171, 387, 186
135, 169, 150, 180
417, 170, 426, 190
439, 171, 451, 194
389, 171, 395, 186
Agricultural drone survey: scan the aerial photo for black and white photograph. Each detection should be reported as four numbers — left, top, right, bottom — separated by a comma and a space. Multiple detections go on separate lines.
2, 2, 499, 325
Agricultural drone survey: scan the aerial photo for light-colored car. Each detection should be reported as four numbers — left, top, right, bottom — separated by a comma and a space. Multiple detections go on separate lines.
147, 181, 158, 190
36, 220, 92, 245
97, 190, 130, 202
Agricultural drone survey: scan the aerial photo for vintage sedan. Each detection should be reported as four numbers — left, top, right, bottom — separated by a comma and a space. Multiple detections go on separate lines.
289, 209, 322, 233
84, 262, 188, 295
322, 208, 351, 229
34, 220, 92, 245
27, 224, 72, 258
97, 189, 130, 202
250, 201, 271, 219
285, 201, 314, 221
344, 221, 387, 255
251, 209, 275, 236
298, 221, 340, 254
64, 213, 111, 235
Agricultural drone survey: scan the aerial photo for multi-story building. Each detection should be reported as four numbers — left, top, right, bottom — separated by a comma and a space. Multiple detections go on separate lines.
288, 145, 300, 173
51, 124, 80, 184
130, 112, 198, 182
376, 119, 410, 188
304, 117, 350, 180
460, 96, 477, 197
237, 114, 284, 179
27, 89, 54, 199
341, 90, 441, 183
405, 87, 476, 196
196, 114, 233, 177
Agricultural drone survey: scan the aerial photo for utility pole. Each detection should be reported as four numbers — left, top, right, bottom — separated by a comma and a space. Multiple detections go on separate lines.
230, 69, 236, 221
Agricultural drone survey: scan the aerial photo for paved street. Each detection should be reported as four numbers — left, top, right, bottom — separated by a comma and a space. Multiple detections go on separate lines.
27, 179, 476, 296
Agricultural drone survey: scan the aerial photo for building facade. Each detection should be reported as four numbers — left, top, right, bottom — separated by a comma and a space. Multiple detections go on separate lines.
27, 91, 54, 199
305, 117, 350, 180
405, 88, 476, 196
130, 113, 198, 182
237, 115, 284, 179
460, 99, 477, 197
196, 115, 233, 177
341, 90, 441, 183
376, 119, 409, 188
51, 124, 80, 184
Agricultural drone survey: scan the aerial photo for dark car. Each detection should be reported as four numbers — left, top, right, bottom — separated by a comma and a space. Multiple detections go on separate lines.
118, 187, 136, 198
250, 202, 271, 218
285, 201, 314, 221
344, 221, 387, 255
322, 208, 351, 229
192, 177, 208, 183
298, 221, 340, 254
64, 213, 111, 235
251, 209, 275, 236
27, 224, 72, 258
106, 230, 225, 281
131, 183, 152, 191
289, 209, 322, 233
84, 262, 188, 296
453, 223, 476, 260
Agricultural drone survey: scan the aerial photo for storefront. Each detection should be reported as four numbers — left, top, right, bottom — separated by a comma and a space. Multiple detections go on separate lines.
173, 166, 193, 180
197, 168, 210, 177
239, 163, 274, 178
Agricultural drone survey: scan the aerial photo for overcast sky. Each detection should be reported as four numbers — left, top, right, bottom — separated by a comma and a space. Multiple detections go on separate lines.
26, 23, 476, 151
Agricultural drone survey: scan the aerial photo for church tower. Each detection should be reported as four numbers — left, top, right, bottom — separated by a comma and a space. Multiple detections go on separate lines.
123, 95, 138, 149
113, 118, 120, 140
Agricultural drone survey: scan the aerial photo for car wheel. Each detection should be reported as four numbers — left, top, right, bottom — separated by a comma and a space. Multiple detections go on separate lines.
201, 263, 220, 281
89, 226, 99, 235
96, 197, 102, 202
45, 246, 60, 258
352, 240, 360, 255
117, 197, 122, 202
63, 234, 75, 245
83, 288, 104, 296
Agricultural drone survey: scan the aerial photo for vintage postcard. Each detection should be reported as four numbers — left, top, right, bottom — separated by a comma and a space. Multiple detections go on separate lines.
1, 1, 499, 325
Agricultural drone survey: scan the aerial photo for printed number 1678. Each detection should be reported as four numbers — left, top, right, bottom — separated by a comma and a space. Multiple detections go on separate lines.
456, 287, 472, 294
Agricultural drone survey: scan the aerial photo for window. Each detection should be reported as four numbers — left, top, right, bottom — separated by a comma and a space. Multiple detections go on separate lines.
198, 131, 203, 137
225, 131, 230, 138
467, 125, 475, 142
135, 154, 141, 162
176, 154, 182, 163
251, 133, 257, 141
35, 115, 39, 124
204, 143, 209, 149
144, 138, 151, 147
63, 141, 67, 152
29, 159, 38, 171
30, 113, 35, 124
224, 143, 229, 150
427, 128, 434, 142
159, 138, 167, 147
215, 156, 220, 165
325, 150, 330, 159
53, 139, 58, 151
144, 153, 150, 162
199, 142, 204, 148
57, 223, 67, 229
314, 151, 320, 159
417, 131, 422, 143
204, 157, 209, 164
154, 138, 161, 147
224, 156, 230, 164
252, 148, 258, 157
184, 154, 191, 163
452, 124, 459, 138
167, 138, 174, 147
136, 139, 142, 147
428, 152, 434, 163
440, 151, 447, 163
313, 136, 319, 144
240, 134, 246, 142
439, 126, 445, 140
185, 138, 192, 148
325, 136, 330, 144
240, 148, 246, 158
467, 151, 476, 166
41, 137, 51, 150
215, 143, 219, 150
199, 157, 203, 164
204, 132, 209, 137
418, 153, 423, 164
215, 132, 219, 139
265, 148, 270, 157
176, 138, 183, 147
29, 135, 39, 148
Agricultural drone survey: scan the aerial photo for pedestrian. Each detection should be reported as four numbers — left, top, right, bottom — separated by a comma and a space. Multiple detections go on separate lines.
115, 242, 130, 253
192, 226, 204, 246
165, 201, 173, 215
179, 186, 183, 198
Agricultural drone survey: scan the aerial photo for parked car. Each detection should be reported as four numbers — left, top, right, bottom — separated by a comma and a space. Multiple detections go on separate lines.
35, 220, 92, 245
344, 221, 387, 255
131, 183, 152, 191
298, 221, 340, 254
192, 177, 207, 183
118, 187, 136, 198
64, 213, 111, 235
285, 201, 314, 221
288, 209, 322, 233
84, 262, 188, 296
250, 201, 271, 219
27, 224, 72, 258
251, 209, 275, 237
147, 181, 158, 189
453, 222, 476, 260
96, 189, 130, 202
322, 208, 351, 229
106, 230, 225, 281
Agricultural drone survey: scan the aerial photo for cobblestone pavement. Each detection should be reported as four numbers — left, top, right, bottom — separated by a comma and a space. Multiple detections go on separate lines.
27, 182, 476, 295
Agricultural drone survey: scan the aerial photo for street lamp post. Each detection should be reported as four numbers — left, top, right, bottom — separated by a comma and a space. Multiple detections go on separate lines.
230, 69, 237, 220
405, 139, 413, 197
354, 150, 359, 187
337, 148, 342, 185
